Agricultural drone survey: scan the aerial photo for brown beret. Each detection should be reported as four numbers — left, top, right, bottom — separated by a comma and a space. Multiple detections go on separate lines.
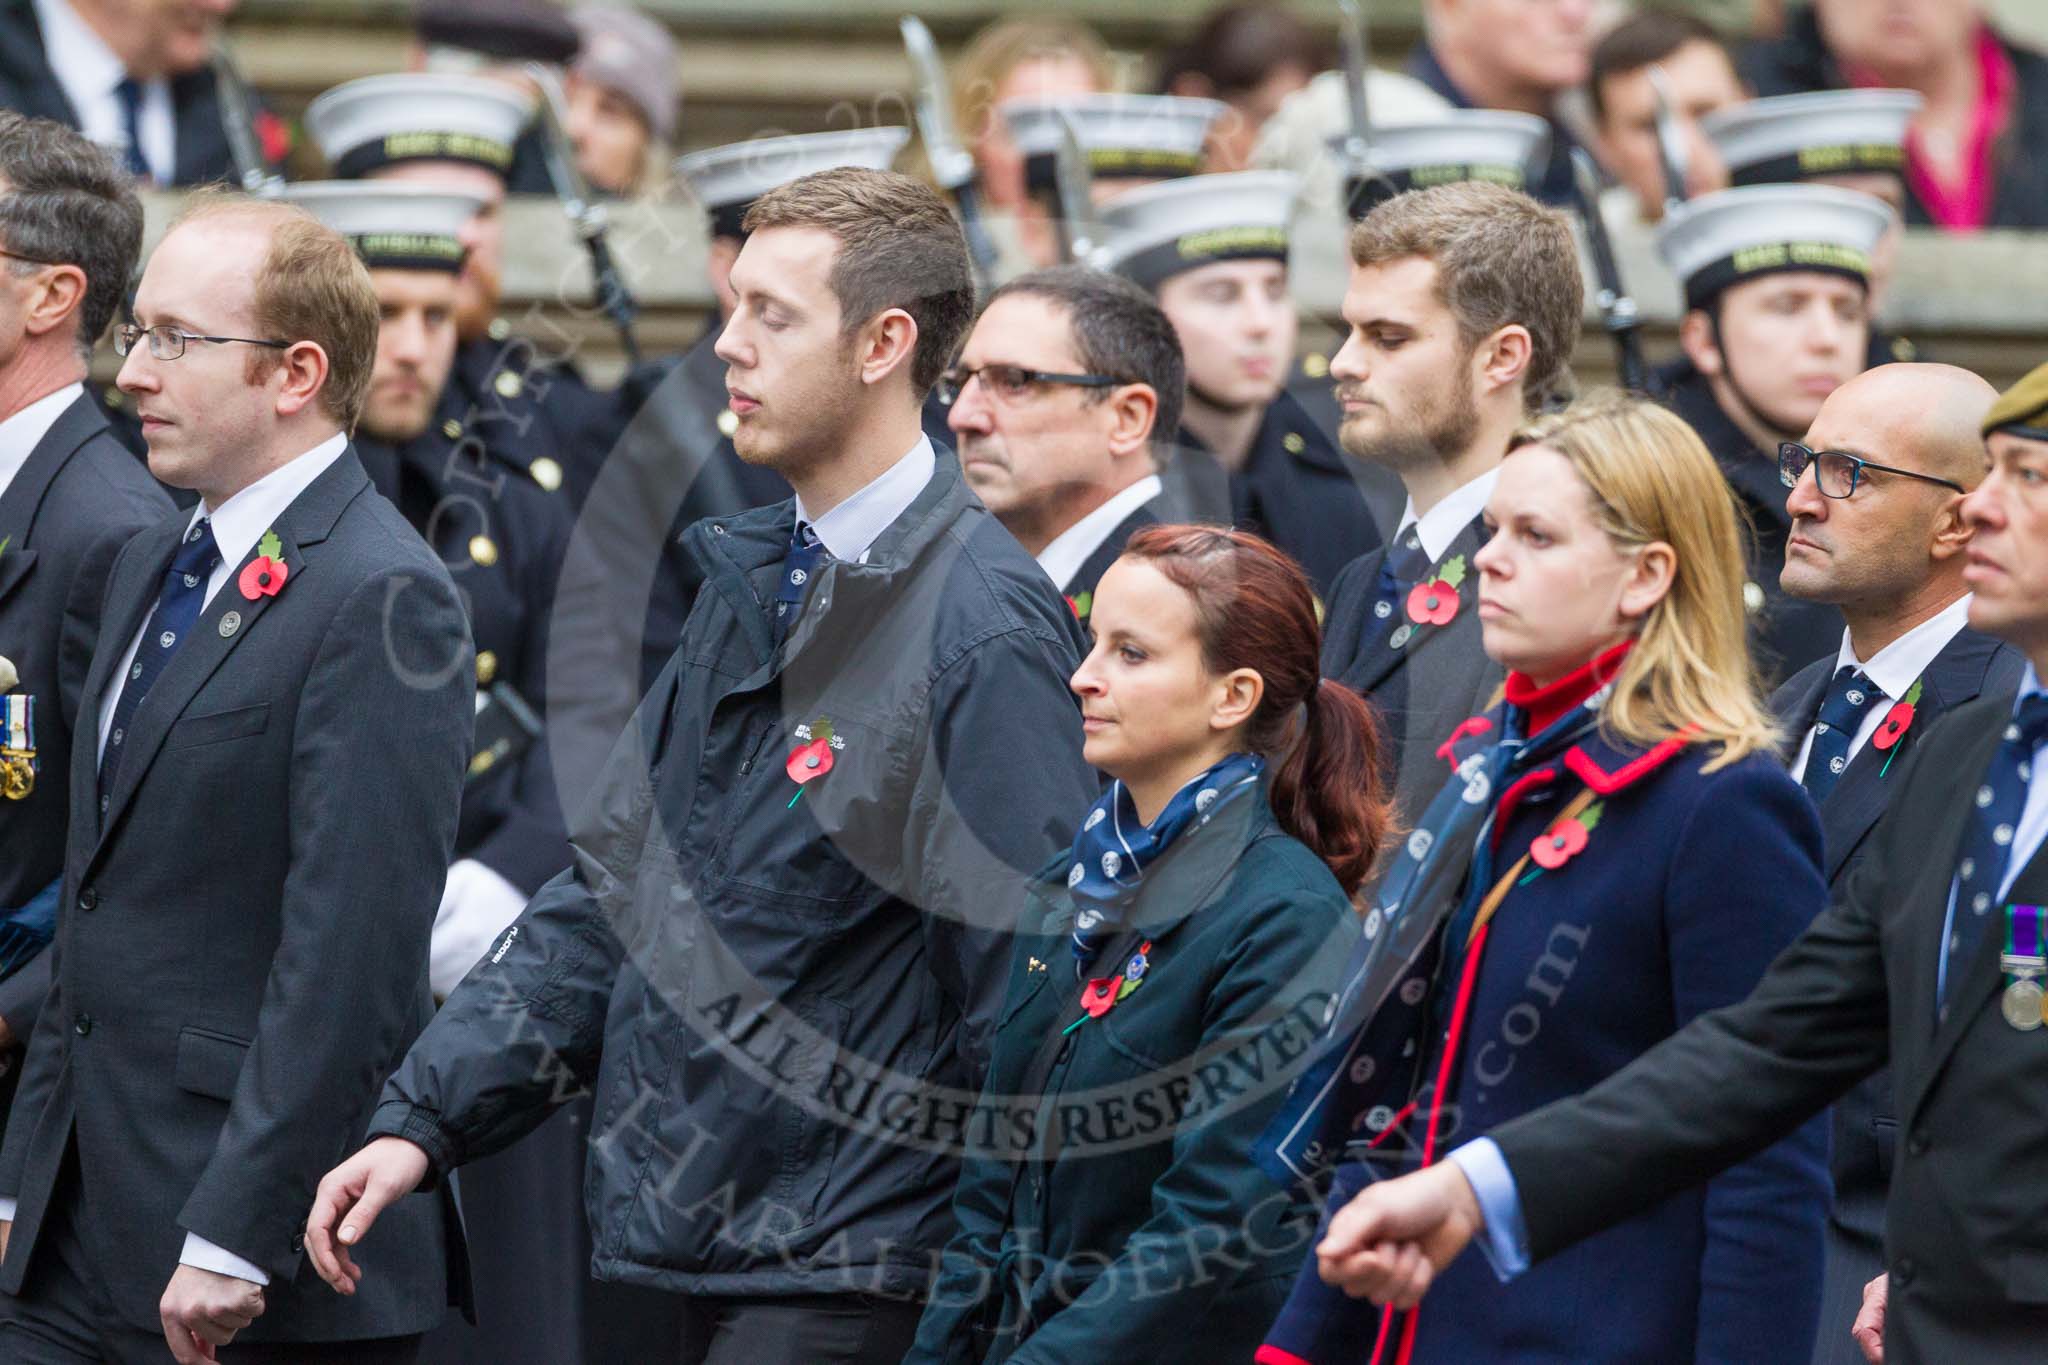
1984, 360, 2048, 439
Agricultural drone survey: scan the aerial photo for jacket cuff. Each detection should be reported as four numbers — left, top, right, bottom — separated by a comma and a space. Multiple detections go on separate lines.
364, 1100, 458, 1191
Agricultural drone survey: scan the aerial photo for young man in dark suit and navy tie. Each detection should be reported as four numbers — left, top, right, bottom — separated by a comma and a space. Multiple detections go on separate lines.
0, 113, 170, 1123
944, 265, 1183, 631
1767, 364, 2027, 1363
1309, 357, 2048, 1365
0, 194, 473, 1364
1317, 180, 1584, 821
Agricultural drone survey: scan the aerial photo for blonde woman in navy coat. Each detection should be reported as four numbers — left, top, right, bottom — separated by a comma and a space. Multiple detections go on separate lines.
1259, 395, 1831, 1365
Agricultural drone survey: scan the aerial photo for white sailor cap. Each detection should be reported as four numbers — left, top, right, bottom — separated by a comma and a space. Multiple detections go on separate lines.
1703, 89, 1922, 187
999, 93, 1226, 193
1323, 110, 1549, 218
1092, 171, 1299, 289
1656, 184, 1896, 310
276, 181, 485, 273
305, 73, 533, 180
675, 127, 911, 238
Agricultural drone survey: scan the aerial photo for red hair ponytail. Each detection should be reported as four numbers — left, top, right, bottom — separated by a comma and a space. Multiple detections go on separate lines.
1119, 525, 1393, 896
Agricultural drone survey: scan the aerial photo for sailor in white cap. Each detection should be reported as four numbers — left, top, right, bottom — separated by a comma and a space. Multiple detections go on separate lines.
1651, 183, 1898, 682
1704, 87, 1924, 366
1094, 169, 1398, 592
304, 72, 612, 506
998, 91, 1226, 248
676, 127, 911, 320
1705, 88, 1921, 209
278, 177, 588, 1365
1323, 108, 1550, 220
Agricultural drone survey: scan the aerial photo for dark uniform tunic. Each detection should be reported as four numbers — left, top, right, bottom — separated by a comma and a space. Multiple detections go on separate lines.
359, 398, 681, 1365
447, 328, 618, 511
1653, 356, 1844, 685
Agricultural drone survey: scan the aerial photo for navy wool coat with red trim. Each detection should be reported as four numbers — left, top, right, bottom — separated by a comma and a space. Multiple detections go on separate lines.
1267, 709, 1832, 1364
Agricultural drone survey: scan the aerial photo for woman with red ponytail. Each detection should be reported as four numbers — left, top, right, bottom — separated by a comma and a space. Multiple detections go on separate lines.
907, 525, 1393, 1364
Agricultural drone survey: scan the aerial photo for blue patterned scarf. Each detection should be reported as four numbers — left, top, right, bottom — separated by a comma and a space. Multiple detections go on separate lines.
1065, 752, 1266, 978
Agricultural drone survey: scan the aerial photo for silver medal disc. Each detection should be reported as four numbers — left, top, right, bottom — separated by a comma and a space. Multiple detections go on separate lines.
2003, 977, 2045, 1031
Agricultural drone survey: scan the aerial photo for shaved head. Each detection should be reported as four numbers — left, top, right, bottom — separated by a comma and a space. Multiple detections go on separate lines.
1783, 364, 1995, 638
1813, 363, 1998, 487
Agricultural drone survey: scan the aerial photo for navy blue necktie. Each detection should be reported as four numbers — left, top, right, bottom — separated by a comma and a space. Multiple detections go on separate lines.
1801, 666, 1884, 804
1368, 524, 1431, 646
100, 518, 220, 797
773, 521, 825, 645
1941, 694, 2048, 1004
113, 76, 152, 182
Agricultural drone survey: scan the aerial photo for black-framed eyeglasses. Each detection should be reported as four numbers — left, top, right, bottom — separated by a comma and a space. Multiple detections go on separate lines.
113, 323, 290, 362
934, 363, 1125, 406
1777, 442, 1968, 499
0, 247, 62, 268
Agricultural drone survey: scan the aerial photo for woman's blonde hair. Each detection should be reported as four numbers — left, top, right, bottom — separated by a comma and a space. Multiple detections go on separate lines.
1509, 391, 1776, 769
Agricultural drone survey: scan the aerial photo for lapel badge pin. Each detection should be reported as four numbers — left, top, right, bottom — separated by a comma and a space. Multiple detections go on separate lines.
219, 610, 242, 638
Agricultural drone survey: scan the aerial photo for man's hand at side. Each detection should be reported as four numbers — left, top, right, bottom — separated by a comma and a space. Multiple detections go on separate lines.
1852, 1273, 1887, 1363
304, 1136, 430, 1295
1315, 1161, 1486, 1308
159, 1263, 265, 1363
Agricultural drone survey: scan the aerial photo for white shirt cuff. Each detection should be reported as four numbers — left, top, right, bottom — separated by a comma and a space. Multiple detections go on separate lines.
430, 858, 532, 998
1446, 1138, 1532, 1280
0, 1195, 15, 1221
179, 1231, 270, 1285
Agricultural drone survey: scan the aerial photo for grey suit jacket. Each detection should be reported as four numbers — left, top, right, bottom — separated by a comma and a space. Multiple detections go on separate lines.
0, 395, 169, 1085
0, 448, 474, 1340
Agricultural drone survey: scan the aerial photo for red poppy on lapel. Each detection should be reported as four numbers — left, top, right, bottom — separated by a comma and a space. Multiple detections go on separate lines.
1081, 976, 1122, 1018
1872, 679, 1924, 753
238, 530, 288, 601
786, 736, 835, 784
1530, 802, 1603, 870
1405, 555, 1468, 626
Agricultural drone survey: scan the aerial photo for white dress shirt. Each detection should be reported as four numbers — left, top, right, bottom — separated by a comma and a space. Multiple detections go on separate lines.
1397, 466, 1502, 564
1034, 474, 1164, 593
796, 434, 935, 564
31, 0, 175, 183
0, 382, 84, 502
1790, 594, 1977, 783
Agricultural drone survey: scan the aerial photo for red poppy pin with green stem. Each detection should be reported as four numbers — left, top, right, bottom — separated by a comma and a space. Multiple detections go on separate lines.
786, 717, 843, 807
1522, 801, 1604, 883
1874, 678, 1923, 776
1407, 555, 1468, 627
238, 530, 288, 601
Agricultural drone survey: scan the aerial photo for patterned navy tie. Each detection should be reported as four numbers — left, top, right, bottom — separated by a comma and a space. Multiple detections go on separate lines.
772, 521, 825, 645
113, 76, 152, 182
1941, 694, 2048, 1005
99, 518, 221, 798
1801, 666, 1884, 804
1368, 524, 1433, 646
